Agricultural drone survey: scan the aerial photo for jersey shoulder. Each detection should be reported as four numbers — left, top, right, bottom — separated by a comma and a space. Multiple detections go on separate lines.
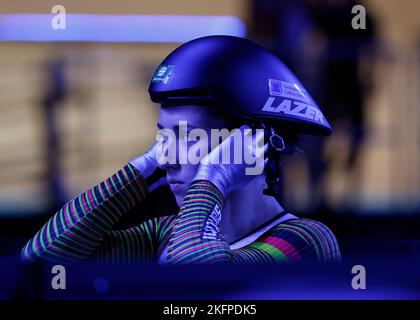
249, 217, 341, 262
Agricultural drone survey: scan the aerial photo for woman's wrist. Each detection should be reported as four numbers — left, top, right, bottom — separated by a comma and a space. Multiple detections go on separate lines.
129, 141, 167, 191
128, 160, 166, 192
193, 166, 229, 197
129, 155, 155, 179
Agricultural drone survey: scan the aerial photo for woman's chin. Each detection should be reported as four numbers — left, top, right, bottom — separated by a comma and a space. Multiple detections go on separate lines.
169, 184, 187, 207
171, 190, 186, 207
175, 195, 184, 207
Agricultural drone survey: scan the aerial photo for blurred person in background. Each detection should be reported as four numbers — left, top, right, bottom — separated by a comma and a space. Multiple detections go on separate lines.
21, 36, 341, 264
252, 0, 377, 212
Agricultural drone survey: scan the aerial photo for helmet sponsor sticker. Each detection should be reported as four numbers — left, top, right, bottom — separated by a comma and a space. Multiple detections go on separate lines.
261, 97, 325, 124
268, 78, 310, 103
152, 64, 174, 84
263, 78, 325, 124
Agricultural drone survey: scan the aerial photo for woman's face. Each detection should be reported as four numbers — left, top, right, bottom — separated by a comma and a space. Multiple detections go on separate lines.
156, 105, 229, 206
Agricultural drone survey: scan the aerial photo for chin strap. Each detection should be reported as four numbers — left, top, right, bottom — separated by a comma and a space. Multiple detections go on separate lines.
259, 123, 285, 198
239, 122, 286, 198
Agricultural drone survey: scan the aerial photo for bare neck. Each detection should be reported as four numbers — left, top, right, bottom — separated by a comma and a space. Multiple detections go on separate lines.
221, 175, 285, 244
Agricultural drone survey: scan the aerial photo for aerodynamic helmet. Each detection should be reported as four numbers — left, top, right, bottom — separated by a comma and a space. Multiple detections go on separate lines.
148, 35, 331, 136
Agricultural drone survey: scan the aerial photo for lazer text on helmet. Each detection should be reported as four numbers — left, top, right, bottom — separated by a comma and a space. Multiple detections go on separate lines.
261, 79, 326, 124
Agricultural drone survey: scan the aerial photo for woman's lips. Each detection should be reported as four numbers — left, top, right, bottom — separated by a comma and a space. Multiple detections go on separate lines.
169, 182, 184, 193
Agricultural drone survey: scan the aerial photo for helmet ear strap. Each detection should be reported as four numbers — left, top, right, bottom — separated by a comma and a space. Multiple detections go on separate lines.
261, 123, 285, 198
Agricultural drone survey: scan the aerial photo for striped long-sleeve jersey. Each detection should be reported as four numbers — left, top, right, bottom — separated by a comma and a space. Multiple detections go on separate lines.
21, 163, 341, 264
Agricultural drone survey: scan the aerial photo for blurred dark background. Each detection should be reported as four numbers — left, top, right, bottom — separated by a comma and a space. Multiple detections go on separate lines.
0, 0, 419, 263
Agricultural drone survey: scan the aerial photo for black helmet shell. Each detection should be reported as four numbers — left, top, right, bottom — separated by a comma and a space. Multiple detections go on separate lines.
149, 35, 331, 135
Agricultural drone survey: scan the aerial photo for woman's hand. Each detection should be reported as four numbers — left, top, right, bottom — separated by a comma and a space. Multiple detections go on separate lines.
193, 124, 267, 197
129, 141, 167, 191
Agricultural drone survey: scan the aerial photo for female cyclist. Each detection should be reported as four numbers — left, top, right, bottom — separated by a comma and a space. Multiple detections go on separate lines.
22, 36, 341, 264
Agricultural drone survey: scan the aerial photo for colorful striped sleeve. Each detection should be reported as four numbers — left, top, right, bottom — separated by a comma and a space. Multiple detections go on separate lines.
166, 180, 341, 264
231, 219, 341, 263
21, 163, 157, 262
166, 180, 230, 264
92, 214, 177, 263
